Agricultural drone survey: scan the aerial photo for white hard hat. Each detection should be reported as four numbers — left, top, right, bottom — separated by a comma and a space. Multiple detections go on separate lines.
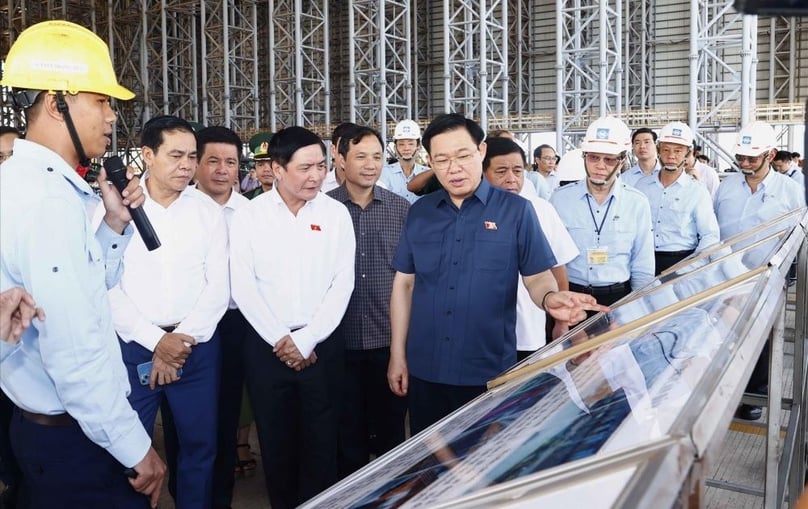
393, 120, 421, 140
580, 116, 631, 155
556, 149, 586, 182
658, 122, 693, 147
733, 121, 777, 157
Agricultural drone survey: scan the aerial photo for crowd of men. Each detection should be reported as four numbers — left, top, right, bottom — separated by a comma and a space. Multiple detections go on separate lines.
0, 19, 806, 509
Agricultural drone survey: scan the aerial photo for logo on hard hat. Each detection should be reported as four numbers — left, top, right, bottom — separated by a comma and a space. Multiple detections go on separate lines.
402, 126, 411, 134
742, 135, 752, 145
672, 128, 682, 137
596, 128, 610, 140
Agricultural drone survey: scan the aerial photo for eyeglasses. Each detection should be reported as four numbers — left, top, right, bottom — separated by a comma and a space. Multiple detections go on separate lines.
539, 156, 556, 162
734, 154, 766, 165
584, 153, 622, 166
431, 151, 476, 171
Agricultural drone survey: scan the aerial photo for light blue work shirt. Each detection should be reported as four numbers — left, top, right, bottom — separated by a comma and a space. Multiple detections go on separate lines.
525, 171, 552, 200
550, 180, 655, 290
714, 169, 806, 241
633, 170, 720, 252
0, 139, 151, 468
621, 161, 661, 188
785, 167, 805, 188
379, 161, 429, 204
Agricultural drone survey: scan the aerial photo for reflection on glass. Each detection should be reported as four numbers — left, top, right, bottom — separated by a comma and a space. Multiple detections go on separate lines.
518, 210, 798, 370
302, 275, 768, 509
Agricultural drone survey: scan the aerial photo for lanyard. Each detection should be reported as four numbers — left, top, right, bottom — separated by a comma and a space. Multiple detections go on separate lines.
585, 194, 614, 245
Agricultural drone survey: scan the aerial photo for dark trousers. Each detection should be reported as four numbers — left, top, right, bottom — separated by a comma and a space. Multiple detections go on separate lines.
338, 348, 407, 479
0, 392, 20, 487
120, 336, 220, 509
569, 281, 632, 310
164, 310, 251, 509
408, 376, 486, 436
244, 328, 340, 509
10, 409, 148, 509
654, 249, 695, 275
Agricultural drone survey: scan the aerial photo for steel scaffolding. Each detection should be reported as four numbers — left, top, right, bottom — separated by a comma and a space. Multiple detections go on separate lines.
0, 0, 805, 149
347, 0, 412, 137
623, 0, 654, 111
201, 0, 259, 131
689, 0, 757, 166
443, 0, 508, 129
269, 0, 329, 133
505, 0, 531, 120
555, 0, 623, 151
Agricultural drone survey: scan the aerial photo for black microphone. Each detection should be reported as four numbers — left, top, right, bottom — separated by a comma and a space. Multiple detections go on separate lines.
103, 156, 161, 251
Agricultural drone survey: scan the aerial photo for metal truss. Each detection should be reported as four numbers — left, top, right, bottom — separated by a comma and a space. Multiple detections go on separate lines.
766, 16, 796, 104
269, 0, 329, 133
623, 0, 653, 111
202, 0, 259, 131
412, 0, 430, 120
688, 0, 756, 165
555, 0, 623, 151
347, 0, 411, 137
766, 16, 797, 148
443, 0, 507, 130
505, 0, 531, 119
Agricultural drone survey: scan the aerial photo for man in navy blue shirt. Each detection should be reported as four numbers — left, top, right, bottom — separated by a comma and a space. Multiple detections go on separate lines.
387, 114, 606, 434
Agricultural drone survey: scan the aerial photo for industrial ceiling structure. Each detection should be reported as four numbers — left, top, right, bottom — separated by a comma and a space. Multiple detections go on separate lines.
0, 0, 805, 166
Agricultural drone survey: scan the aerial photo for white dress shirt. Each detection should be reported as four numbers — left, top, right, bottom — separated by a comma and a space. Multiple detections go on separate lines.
104, 181, 230, 351
516, 195, 579, 351
693, 161, 719, 198
229, 187, 356, 359
197, 186, 250, 310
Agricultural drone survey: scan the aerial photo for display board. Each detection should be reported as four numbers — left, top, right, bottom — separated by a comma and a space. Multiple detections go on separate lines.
301, 208, 806, 509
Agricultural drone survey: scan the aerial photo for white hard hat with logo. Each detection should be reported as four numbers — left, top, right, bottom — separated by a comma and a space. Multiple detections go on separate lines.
733, 121, 777, 156
393, 120, 421, 141
658, 122, 693, 147
580, 116, 631, 155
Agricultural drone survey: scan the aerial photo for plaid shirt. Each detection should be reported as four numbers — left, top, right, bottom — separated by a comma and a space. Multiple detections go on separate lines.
327, 185, 410, 350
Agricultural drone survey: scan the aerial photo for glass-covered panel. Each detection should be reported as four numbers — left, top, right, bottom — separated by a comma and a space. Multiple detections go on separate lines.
302, 272, 773, 509
511, 209, 805, 372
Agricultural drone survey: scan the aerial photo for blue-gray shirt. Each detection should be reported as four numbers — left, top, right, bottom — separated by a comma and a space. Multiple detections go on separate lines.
633, 171, 720, 252
0, 139, 151, 468
714, 169, 805, 241
392, 179, 556, 386
550, 180, 655, 290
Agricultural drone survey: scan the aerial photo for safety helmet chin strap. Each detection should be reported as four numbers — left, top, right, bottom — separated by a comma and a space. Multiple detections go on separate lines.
54, 91, 91, 172
740, 153, 771, 176
659, 147, 690, 173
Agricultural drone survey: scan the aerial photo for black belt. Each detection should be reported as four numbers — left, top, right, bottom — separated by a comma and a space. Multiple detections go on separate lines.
570, 281, 631, 297
654, 249, 695, 257
21, 410, 75, 426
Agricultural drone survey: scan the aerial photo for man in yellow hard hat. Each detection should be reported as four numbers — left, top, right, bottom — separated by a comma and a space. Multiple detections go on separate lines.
0, 20, 166, 508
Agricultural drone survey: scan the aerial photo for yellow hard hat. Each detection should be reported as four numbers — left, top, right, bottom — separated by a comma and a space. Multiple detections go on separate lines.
1, 20, 134, 100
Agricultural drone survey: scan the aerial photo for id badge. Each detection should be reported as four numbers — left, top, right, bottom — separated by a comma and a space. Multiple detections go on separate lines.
587, 247, 609, 265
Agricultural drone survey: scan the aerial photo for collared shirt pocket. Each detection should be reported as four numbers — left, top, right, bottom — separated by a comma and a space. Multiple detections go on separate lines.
473, 233, 511, 271
412, 235, 443, 275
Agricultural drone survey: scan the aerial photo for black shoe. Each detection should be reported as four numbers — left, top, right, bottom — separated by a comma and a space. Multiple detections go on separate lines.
737, 404, 763, 421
